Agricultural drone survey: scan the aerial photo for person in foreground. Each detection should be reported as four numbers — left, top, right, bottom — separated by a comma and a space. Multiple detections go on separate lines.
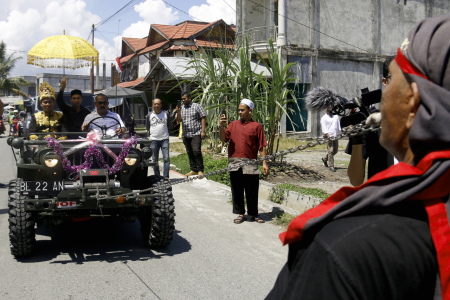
220, 99, 269, 224
82, 94, 124, 137
266, 14, 450, 300
57, 77, 91, 138
28, 82, 66, 140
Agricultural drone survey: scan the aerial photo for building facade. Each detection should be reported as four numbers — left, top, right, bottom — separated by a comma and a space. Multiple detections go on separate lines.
236, 0, 450, 137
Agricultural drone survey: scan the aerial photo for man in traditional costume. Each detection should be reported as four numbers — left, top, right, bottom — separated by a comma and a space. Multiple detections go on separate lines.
266, 14, 450, 300
28, 82, 66, 140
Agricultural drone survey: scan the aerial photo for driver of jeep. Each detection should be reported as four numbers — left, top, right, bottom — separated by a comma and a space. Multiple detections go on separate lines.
82, 94, 125, 138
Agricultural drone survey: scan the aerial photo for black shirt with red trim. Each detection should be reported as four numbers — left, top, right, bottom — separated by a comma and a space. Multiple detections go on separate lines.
266, 202, 438, 300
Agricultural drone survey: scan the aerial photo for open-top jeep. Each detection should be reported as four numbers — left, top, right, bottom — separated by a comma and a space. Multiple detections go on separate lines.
7, 114, 175, 257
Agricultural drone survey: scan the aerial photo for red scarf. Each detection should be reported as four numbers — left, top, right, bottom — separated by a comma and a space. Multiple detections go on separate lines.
280, 150, 450, 297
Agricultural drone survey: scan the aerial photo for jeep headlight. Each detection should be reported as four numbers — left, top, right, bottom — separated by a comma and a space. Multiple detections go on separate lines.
44, 158, 59, 167
124, 157, 137, 166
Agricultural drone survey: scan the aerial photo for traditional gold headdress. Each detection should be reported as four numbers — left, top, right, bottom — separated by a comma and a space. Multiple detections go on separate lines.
39, 81, 55, 101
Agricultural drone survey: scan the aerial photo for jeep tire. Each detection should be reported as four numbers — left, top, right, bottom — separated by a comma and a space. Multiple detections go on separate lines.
139, 176, 175, 248
8, 179, 36, 257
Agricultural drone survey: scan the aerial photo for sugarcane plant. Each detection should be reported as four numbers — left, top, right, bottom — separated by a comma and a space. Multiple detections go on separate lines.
172, 36, 303, 155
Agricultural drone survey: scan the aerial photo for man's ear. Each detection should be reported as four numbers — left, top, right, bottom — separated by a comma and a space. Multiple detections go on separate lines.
406, 82, 421, 129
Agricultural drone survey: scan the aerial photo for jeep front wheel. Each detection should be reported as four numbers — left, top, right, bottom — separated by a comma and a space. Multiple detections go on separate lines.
139, 176, 175, 249
8, 179, 36, 257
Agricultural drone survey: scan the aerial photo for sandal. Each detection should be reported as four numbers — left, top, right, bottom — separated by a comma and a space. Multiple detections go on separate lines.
234, 215, 246, 224
251, 216, 265, 223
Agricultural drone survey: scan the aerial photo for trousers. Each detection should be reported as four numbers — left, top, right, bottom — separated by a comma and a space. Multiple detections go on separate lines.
183, 135, 204, 172
151, 139, 170, 179
230, 168, 260, 216
323, 139, 339, 167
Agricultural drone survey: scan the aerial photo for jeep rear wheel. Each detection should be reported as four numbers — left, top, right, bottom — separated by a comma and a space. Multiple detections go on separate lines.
139, 176, 175, 249
8, 179, 36, 257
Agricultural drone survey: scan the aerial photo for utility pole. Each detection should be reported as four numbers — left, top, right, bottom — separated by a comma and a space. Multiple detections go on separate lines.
91, 24, 95, 93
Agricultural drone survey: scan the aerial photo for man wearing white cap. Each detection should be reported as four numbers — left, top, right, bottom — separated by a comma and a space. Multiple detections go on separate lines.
219, 98, 269, 224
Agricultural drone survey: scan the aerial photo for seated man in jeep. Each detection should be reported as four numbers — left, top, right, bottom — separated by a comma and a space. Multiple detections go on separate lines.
82, 93, 125, 137
28, 82, 67, 140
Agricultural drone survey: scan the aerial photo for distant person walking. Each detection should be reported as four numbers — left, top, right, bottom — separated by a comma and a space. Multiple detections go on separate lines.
321, 105, 341, 172
176, 92, 206, 177
146, 98, 171, 181
219, 99, 269, 224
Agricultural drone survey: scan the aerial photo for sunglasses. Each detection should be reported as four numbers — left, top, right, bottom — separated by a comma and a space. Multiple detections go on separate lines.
96, 101, 108, 105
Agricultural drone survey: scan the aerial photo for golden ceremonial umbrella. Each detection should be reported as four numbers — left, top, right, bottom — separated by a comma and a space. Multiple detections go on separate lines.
27, 30, 99, 76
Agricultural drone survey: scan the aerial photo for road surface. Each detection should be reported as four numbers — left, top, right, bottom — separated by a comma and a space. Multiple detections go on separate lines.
0, 135, 288, 299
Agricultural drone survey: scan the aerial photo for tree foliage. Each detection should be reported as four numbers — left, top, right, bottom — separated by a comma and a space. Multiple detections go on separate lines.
0, 41, 29, 97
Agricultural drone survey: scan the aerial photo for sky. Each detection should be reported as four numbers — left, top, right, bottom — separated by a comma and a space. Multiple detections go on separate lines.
0, 0, 237, 78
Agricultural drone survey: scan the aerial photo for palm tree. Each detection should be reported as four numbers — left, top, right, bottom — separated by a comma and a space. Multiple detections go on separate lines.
0, 41, 29, 97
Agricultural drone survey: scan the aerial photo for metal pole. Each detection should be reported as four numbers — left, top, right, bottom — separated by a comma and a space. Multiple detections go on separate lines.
91, 24, 94, 94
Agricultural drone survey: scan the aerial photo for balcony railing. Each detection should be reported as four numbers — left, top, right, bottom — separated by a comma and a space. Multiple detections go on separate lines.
236, 26, 278, 49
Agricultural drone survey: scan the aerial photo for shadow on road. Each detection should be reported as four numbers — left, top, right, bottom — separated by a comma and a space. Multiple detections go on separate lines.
15, 218, 191, 264
0, 182, 9, 189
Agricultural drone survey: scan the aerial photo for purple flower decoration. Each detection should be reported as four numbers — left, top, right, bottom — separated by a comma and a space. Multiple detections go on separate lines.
45, 136, 138, 175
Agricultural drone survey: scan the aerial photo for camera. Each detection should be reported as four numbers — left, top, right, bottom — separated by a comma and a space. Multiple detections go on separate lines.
332, 88, 382, 128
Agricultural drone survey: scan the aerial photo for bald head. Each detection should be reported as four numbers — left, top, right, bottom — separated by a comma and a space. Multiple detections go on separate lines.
152, 98, 162, 114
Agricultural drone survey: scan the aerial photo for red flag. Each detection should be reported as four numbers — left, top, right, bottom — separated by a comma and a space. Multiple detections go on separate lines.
115, 57, 123, 73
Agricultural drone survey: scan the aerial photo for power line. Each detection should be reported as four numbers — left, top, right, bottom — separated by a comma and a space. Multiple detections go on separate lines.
161, 0, 207, 23
222, 0, 236, 12
96, 0, 138, 28
246, 0, 370, 53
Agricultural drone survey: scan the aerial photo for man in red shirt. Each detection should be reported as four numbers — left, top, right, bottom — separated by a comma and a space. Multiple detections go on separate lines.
220, 99, 269, 224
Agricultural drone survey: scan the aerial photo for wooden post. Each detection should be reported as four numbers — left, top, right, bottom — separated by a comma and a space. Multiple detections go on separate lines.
91, 24, 94, 93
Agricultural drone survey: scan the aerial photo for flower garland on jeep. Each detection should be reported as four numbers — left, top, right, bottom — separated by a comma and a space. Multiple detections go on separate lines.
45, 131, 137, 175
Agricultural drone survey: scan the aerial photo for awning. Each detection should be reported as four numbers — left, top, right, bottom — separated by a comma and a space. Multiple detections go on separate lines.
98, 86, 148, 107
132, 57, 272, 91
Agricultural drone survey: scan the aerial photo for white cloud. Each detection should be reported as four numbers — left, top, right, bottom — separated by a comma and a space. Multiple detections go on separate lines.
189, 0, 236, 25
121, 0, 179, 39
0, 0, 115, 77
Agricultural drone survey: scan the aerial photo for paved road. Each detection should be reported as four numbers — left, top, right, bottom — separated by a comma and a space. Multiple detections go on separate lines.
0, 135, 288, 299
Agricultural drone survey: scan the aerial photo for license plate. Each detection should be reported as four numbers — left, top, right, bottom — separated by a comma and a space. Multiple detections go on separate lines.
57, 201, 77, 209
20, 181, 64, 195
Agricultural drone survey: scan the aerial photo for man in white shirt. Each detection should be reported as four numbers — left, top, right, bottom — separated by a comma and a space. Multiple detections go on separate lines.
145, 98, 171, 181
320, 105, 341, 172
82, 94, 125, 137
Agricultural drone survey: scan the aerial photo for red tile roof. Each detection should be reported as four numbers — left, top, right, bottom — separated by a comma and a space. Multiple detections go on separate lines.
139, 40, 169, 55
152, 20, 220, 40
195, 38, 234, 49
117, 77, 145, 88
120, 53, 136, 63
123, 37, 147, 51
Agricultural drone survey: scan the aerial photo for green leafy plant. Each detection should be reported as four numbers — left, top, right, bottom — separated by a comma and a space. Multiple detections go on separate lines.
273, 211, 297, 229
0, 41, 29, 97
172, 37, 302, 155
268, 183, 330, 205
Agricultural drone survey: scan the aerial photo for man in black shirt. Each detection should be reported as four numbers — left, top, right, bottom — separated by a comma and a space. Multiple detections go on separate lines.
267, 14, 450, 299
57, 77, 91, 138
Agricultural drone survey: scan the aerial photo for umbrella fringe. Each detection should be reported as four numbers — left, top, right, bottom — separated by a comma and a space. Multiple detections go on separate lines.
27, 55, 99, 69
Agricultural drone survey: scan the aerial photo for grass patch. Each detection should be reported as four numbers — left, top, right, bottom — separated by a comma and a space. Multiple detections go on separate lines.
170, 141, 187, 154
273, 211, 297, 229
170, 153, 231, 186
269, 183, 330, 204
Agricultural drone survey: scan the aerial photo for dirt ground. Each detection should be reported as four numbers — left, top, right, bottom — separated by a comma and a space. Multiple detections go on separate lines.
263, 140, 353, 195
